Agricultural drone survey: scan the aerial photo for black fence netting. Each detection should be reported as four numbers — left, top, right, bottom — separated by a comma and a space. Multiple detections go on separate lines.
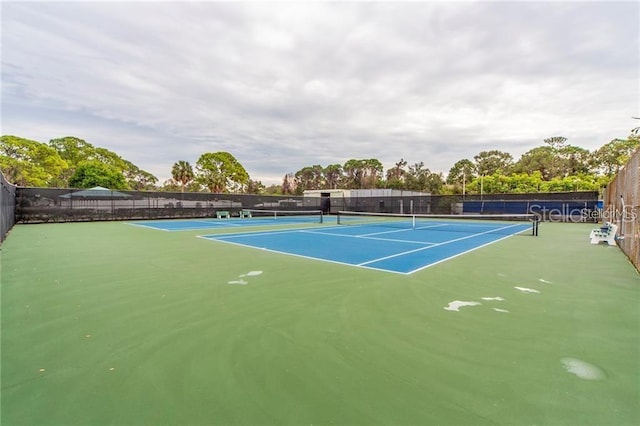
15, 187, 599, 224
16, 188, 323, 223
327, 191, 598, 220
1, 171, 17, 243
459, 191, 598, 201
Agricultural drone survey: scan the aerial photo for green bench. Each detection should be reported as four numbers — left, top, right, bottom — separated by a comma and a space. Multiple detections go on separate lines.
240, 210, 252, 219
216, 211, 230, 219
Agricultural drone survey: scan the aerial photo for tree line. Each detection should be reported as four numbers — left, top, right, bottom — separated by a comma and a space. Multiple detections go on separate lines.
278, 133, 638, 195
1, 131, 638, 195
0, 135, 253, 193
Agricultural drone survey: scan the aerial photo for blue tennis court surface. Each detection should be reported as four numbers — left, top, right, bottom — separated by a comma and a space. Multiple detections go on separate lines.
199, 220, 533, 274
127, 215, 323, 231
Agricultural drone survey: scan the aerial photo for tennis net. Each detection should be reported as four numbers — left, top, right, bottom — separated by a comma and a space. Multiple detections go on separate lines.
336, 211, 539, 236
242, 209, 324, 223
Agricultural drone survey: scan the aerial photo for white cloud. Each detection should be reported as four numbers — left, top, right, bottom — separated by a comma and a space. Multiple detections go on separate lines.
1, 1, 638, 185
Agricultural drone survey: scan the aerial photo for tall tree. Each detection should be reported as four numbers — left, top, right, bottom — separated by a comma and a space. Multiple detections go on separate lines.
343, 158, 383, 189
474, 150, 513, 176
541, 136, 592, 178
404, 162, 443, 193
264, 184, 282, 195
245, 179, 266, 194
68, 161, 127, 189
405, 162, 427, 191
425, 172, 445, 194
342, 159, 365, 189
195, 152, 249, 193
362, 158, 384, 188
514, 137, 591, 180
294, 165, 325, 191
126, 166, 158, 191
385, 158, 407, 189
446, 159, 476, 185
0, 135, 68, 186
543, 136, 568, 150
49, 136, 157, 189
558, 145, 592, 177
48, 136, 93, 182
160, 179, 181, 192
591, 137, 640, 176
171, 161, 194, 192
513, 146, 556, 180
323, 164, 343, 189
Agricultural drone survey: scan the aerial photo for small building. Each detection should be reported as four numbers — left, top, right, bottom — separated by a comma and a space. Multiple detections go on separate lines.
303, 189, 431, 214
303, 189, 430, 198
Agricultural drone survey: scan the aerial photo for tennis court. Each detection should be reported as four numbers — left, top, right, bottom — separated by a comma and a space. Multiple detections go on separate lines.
128, 209, 325, 231
200, 212, 537, 274
1, 218, 638, 425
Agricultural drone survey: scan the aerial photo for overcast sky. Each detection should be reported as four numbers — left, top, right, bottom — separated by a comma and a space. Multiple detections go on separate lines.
2, 1, 638, 185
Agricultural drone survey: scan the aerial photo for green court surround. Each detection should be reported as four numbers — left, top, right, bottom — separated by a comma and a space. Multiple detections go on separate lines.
1, 221, 638, 425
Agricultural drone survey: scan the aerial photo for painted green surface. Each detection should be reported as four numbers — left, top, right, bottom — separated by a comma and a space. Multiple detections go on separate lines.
1, 220, 638, 425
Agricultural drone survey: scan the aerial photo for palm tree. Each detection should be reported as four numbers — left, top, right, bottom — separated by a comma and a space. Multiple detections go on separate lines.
171, 160, 194, 192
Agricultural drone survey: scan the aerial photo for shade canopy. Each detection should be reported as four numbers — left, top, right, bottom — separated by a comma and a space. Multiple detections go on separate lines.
59, 186, 132, 199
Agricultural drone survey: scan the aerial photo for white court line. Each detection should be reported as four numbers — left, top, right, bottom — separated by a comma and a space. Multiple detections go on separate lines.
301, 229, 436, 245
357, 223, 526, 267
200, 236, 411, 275
198, 223, 335, 239
139, 216, 325, 232
359, 228, 416, 237
339, 222, 448, 235
126, 220, 242, 231
199, 221, 529, 275
203, 225, 435, 245
126, 222, 159, 228
205, 229, 306, 239
407, 233, 522, 274
412, 224, 450, 230
126, 222, 173, 232
190, 220, 245, 228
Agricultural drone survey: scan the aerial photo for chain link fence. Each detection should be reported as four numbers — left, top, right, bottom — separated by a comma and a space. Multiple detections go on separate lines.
1, 171, 17, 243
604, 147, 640, 271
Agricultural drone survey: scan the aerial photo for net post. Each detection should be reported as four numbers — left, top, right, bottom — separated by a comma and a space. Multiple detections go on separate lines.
532, 216, 540, 236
